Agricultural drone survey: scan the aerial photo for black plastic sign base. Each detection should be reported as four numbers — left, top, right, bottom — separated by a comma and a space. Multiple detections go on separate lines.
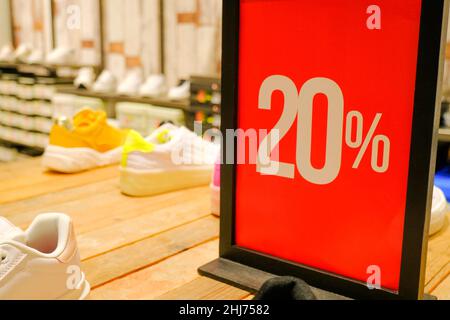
198, 259, 437, 300
199, 258, 349, 300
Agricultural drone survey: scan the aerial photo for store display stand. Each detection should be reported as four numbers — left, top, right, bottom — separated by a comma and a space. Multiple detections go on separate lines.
199, 258, 349, 300
197, 0, 447, 302
199, 259, 437, 300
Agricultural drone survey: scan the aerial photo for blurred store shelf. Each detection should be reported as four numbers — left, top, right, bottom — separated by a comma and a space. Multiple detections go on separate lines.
56, 87, 190, 111
0, 62, 100, 78
439, 128, 450, 142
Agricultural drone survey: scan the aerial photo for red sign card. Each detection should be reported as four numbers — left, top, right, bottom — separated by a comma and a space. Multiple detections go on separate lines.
235, 0, 423, 291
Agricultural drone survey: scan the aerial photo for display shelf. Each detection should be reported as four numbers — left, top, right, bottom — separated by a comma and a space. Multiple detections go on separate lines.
56, 87, 191, 111
0, 69, 57, 151
0, 121, 51, 136
190, 104, 221, 114
0, 108, 53, 119
438, 128, 450, 142
0, 62, 100, 78
0, 61, 100, 71
0, 139, 44, 155
0, 159, 448, 300
190, 75, 221, 115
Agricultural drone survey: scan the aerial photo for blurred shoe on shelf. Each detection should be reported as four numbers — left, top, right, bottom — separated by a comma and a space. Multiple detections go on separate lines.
74, 67, 95, 90
211, 159, 220, 217
139, 74, 167, 97
42, 108, 129, 173
0, 44, 15, 62
26, 49, 45, 64
92, 70, 117, 93
211, 92, 221, 105
168, 80, 190, 100
116, 102, 185, 137
117, 69, 144, 96
46, 47, 75, 65
431, 186, 448, 236
0, 213, 90, 300
120, 124, 219, 197
443, 109, 450, 128
14, 44, 32, 62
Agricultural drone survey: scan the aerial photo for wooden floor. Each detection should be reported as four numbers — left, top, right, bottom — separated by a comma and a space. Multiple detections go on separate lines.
0, 158, 449, 300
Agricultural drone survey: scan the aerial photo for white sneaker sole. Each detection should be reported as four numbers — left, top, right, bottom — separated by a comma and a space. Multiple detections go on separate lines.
120, 166, 213, 197
43, 145, 122, 173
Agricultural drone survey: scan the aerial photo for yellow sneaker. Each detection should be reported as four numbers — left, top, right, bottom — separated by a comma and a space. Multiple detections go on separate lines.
43, 108, 128, 173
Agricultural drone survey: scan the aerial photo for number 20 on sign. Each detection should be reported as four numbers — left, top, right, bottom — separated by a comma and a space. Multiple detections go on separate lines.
257, 75, 391, 185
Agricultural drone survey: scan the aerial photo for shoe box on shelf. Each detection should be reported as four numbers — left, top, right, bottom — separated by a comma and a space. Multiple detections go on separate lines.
116, 102, 185, 136
0, 64, 74, 158
185, 75, 221, 133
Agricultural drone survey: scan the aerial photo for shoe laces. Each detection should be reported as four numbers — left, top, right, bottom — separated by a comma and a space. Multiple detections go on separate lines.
156, 129, 172, 144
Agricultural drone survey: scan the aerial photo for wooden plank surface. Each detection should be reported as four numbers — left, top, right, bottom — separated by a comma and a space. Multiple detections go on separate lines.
0, 159, 449, 300
0, 160, 119, 204
430, 262, 450, 300
91, 240, 221, 300
83, 216, 219, 288
425, 214, 450, 293
159, 277, 251, 301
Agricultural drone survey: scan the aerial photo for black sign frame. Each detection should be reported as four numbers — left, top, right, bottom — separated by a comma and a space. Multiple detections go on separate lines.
200, 0, 449, 300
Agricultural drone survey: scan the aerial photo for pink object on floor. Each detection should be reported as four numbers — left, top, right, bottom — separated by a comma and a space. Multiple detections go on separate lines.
211, 160, 220, 216
213, 159, 220, 187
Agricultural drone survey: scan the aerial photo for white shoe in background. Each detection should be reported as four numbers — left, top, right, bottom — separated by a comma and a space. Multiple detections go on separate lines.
0, 44, 15, 62
0, 213, 90, 300
168, 81, 191, 100
92, 70, 117, 93
139, 74, 167, 98
14, 44, 33, 62
26, 50, 45, 65
120, 124, 219, 197
46, 47, 75, 65
74, 67, 96, 90
430, 186, 448, 236
117, 69, 144, 96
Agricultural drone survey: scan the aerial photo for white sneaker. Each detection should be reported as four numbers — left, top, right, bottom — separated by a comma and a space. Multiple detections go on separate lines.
74, 67, 95, 90
0, 44, 15, 62
92, 70, 117, 93
139, 74, 167, 97
46, 47, 75, 65
0, 217, 24, 240
117, 69, 144, 95
120, 124, 220, 197
168, 81, 191, 100
430, 186, 448, 236
26, 50, 45, 65
14, 44, 33, 62
0, 214, 90, 300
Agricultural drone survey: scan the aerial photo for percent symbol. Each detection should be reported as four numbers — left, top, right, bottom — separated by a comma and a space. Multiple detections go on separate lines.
345, 111, 391, 173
